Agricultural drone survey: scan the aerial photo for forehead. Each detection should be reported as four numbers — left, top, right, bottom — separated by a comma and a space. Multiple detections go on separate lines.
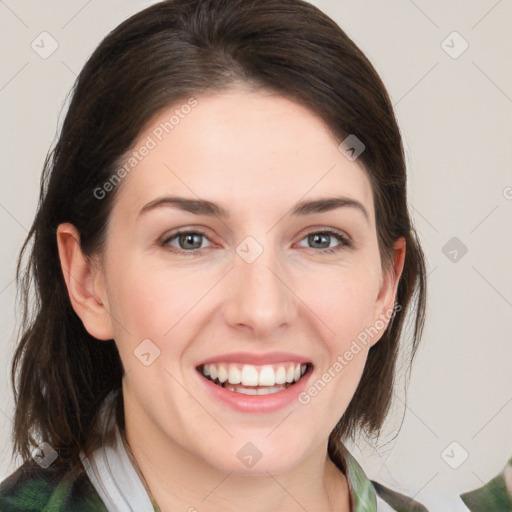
113, 88, 374, 221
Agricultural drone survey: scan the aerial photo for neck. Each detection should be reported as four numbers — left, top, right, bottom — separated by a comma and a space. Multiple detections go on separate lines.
121, 395, 350, 512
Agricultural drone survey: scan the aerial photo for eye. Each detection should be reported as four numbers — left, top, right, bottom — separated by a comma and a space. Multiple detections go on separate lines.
160, 230, 212, 254
297, 229, 353, 254
160, 228, 353, 256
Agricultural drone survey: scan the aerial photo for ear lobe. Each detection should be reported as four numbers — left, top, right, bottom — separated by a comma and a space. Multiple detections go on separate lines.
56, 222, 114, 341
369, 237, 406, 346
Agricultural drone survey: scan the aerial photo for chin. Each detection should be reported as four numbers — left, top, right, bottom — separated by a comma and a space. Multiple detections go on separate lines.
193, 436, 312, 476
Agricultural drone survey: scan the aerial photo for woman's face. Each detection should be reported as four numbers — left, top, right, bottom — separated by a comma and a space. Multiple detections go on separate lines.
82, 87, 403, 474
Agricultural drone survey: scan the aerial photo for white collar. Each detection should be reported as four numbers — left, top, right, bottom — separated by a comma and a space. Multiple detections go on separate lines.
79, 390, 155, 512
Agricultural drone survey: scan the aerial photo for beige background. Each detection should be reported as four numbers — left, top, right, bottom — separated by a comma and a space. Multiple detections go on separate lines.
1, 1, 511, 509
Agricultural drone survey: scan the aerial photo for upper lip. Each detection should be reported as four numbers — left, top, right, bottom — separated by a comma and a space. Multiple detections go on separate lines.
196, 351, 312, 368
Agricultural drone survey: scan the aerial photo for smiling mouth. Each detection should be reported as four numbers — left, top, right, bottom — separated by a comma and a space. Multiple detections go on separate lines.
197, 362, 312, 395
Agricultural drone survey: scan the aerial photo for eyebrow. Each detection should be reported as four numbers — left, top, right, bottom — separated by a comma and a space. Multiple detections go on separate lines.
138, 195, 369, 222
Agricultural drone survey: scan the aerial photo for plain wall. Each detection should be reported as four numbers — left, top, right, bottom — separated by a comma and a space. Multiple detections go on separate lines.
1, 1, 511, 510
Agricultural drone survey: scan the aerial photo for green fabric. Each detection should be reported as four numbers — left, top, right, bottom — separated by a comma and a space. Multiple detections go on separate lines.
372, 481, 428, 512
460, 457, 512, 512
343, 451, 428, 511
344, 451, 378, 510
150, 495, 161, 512
0, 450, 430, 511
0, 459, 107, 511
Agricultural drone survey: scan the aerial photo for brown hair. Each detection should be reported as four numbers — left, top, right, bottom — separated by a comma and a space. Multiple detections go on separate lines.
10, 0, 426, 472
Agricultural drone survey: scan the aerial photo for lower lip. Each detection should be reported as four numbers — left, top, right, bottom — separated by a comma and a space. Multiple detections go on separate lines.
197, 367, 312, 413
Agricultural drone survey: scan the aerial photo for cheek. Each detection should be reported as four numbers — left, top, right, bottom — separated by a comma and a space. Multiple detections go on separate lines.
104, 256, 226, 379
299, 280, 374, 431
303, 263, 381, 343
299, 263, 380, 404
107, 257, 201, 334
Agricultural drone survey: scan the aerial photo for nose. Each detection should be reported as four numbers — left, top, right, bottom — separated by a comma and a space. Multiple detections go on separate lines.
222, 243, 298, 338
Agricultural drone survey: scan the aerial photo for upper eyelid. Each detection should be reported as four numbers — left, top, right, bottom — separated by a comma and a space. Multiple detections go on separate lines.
161, 227, 352, 248
161, 228, 214, 244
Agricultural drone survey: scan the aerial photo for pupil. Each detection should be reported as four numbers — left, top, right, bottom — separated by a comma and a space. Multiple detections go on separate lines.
311, 233, 328, 248
181, 233, 201, 249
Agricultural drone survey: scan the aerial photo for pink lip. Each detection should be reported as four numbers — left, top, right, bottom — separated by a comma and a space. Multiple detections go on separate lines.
196, 364, 313, 413
197, 351, 311, 367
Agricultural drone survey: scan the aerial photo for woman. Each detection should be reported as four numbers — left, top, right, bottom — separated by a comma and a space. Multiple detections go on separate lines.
0, 0, 428, 510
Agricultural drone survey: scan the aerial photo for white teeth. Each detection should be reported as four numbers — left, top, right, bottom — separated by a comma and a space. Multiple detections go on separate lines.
241, 365, 259, 386
255, 385, 285, 395
218, 364, 228, 383
275, 366, 287, 384
258, 365, 275, 386
201, 362, 309, 388
239, 387, 257, 395
228, 365, 241, 384
224, 384, 288, 395
294, 363, 301, 382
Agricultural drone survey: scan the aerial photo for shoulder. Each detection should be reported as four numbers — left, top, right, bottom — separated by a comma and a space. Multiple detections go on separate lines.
0, 458, 107, 512
371, 480, 429, 511
460, 457, 512, 511
340, 448, 429, 511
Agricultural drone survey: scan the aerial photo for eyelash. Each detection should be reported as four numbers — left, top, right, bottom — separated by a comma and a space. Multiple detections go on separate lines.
160, 228, 353, 256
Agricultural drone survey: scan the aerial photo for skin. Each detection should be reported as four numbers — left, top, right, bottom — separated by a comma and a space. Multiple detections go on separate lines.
57, 85, 405, 512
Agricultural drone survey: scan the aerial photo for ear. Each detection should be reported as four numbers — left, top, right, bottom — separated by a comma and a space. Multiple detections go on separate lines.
369, 237, 406, 346
56, 223, 114, 340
